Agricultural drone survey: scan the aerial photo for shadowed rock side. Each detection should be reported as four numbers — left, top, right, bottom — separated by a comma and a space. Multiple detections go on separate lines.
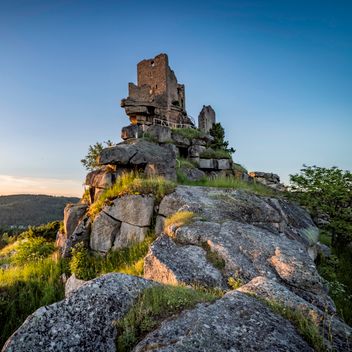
238, 277, 352, 351
2, 274, 156, 352
134, 291, 313, 352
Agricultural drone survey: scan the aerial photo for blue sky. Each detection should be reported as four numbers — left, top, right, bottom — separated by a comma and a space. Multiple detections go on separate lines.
0, 0, 351, 196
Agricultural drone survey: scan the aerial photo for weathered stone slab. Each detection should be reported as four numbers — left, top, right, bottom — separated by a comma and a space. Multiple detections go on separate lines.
90, 212, 121, 253
144, 234, 225, 289
63, 204, 87, 239
198, 158, 215, 169
216, 159, 231, 170
134, 290, 313, 352
113, 222, 148, 250
105, 195, 154, 227
145, 125, 172, 143
62, 215, 91, 258
3, 274, 156, 352
188, 145, 206, 157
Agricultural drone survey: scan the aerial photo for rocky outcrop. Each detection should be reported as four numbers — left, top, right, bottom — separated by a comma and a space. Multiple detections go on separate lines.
249, 171, 286, 192
3, 274, 156, 352
146, 186, 330, 308
238, 277, 351, 351
98, 140, 177, 181
134, 290, 313, 352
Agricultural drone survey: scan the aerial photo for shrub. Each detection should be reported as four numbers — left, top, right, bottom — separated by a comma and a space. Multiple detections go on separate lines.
199, 148, 231, 159
81, 140, 114, 171
171, 128, 204, 140
11, 237, 55, 265
116, 285, 219, 351
19, 221, 61, 241
209, 122, 235, 154
69, 234, 155, 280
88, 172, 176, 219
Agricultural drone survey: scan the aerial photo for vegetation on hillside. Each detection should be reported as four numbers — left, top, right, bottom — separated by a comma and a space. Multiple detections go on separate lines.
0, 195, 79, 228
209, 122, 235, 154
289, 165, 352, 325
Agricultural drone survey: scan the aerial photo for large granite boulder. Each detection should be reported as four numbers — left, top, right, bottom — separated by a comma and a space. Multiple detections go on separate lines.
134, 290, 313, 352
104, 195, 154, 227
158, 186, 319, 250
238, 277, 352, 351
90, 212, 121, 253
146, 186, 328, 310
98, 140, 176, 181
144, 234, 225, 289
3, 274, 156, 352
63, 204, 87, 239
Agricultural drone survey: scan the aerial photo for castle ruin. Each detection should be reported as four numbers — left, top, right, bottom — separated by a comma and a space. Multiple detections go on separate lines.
121, 53, 194, 128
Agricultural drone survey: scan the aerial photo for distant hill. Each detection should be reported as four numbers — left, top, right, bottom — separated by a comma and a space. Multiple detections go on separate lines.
0, 194, 80, 227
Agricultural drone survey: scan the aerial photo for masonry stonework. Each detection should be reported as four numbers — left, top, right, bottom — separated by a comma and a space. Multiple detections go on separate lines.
121, 53, 193, 127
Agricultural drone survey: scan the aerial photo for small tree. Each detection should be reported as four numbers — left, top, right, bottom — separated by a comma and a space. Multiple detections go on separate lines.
81, 140, 114, 171
289, 165, 352, 248
209, 123, 235, 154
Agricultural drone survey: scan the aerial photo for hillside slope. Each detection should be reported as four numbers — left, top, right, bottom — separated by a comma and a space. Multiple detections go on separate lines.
0, 195, 79, 227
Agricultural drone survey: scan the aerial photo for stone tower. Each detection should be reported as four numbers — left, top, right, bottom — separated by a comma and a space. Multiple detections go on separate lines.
121, 53, 193, 127
198, 105, 216, 133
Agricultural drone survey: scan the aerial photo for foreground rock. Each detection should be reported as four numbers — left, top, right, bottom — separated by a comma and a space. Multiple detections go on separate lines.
238, 276, 352, 352
3, 274, 156, 352
134, 290, 313, 352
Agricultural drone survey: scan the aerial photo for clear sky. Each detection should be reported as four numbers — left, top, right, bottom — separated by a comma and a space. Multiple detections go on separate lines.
0, 0, 351, 196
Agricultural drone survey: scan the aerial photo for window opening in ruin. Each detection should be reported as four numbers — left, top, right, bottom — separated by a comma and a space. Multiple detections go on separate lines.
151, 60, 155, 67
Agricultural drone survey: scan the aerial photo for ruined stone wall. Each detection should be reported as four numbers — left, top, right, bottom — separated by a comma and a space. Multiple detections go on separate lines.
137, 54, 168, 97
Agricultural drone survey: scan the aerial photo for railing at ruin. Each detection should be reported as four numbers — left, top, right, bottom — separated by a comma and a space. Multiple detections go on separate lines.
153, 118, 195, 129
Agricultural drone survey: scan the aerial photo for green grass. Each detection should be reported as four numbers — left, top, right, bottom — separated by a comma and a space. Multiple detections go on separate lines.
319, 230, 332, 247
171, 128, 205, 140
261, 299, 326, 351
199, 148, 231, 159
317, 250, 352, 325
201, 242, 226, 270
176, 157, 196, 169
0, 257, 68, 347
116, 285, 220, 351
232, 163, 248, 174
69, 234, 155, 281
177, 175, 274, 197
88, 172, 176, 219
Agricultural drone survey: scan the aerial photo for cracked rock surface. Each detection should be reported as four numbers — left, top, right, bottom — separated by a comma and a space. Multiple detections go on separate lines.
3, 274, 156, 352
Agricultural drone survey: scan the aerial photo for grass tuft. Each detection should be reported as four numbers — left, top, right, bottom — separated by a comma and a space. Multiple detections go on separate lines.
164, 211, 196, 236
69, 234, 155, 281
171, 128, 205, 140
88, 171, 176, 219
178, 175, 274, 197
258, 298, 326, 351
199, 148, 231, 159
116, 285, 219, 351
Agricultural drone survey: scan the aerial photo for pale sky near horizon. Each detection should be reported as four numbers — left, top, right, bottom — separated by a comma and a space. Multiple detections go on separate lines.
0, 0, 351, 197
